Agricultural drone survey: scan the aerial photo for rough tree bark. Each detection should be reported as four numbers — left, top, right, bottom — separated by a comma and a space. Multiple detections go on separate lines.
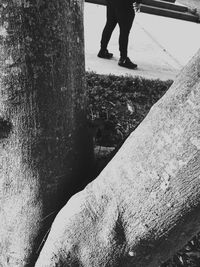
35, 49, 200, 267
0, 0, 93, 266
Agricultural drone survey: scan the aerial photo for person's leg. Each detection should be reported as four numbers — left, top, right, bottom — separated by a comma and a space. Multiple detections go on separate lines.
98, 2, 117, 58
118, 9, 135, 59
117, 8, 138, 69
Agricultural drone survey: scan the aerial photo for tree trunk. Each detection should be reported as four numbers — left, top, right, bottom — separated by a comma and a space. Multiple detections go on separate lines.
36, 48, 200, 267
0, 0, 93, 266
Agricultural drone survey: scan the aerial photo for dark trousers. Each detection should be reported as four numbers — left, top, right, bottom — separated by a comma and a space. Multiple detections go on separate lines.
100, 1, 135, 58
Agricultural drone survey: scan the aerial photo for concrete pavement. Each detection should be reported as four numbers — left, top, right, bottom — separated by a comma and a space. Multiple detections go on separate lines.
84, 3, 200, 80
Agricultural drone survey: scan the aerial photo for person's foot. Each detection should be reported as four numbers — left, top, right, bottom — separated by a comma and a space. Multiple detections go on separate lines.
118, 57, 137, 69
97, 49, 113, 59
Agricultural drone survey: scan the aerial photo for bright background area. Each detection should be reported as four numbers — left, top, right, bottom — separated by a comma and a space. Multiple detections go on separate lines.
84, 3, 200, 80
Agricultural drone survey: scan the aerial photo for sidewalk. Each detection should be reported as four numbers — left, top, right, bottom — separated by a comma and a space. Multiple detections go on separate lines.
84, 3, 200, 80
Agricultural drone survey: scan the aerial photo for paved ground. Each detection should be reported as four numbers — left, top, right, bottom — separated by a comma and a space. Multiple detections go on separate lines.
84, 2, 200, 80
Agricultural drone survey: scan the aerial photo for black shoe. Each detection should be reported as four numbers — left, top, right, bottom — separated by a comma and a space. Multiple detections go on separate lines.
98, 49, 113, 59
118, 57, 137, 69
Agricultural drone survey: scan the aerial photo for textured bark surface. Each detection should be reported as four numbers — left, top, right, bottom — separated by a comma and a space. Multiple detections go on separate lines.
0, 0, 92, 266
36, 49, 200, 267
